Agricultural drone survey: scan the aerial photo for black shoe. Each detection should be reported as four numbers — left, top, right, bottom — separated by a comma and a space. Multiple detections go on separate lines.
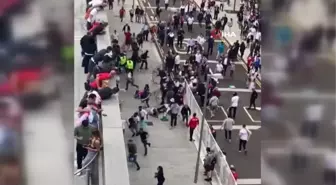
132, 133, 135, 137
144, 153, 147, 156
148, 143, 151, 147
205, 178, 212, 181
137, 167, 140, 171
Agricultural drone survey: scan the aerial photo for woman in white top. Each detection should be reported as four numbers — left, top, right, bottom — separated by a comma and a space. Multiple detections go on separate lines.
215, 61, 223, 73
228, 92, 239, 118
238, 124, 251, 153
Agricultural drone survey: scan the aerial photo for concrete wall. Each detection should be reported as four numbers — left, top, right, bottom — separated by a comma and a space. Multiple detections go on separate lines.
95, 10, 131, 185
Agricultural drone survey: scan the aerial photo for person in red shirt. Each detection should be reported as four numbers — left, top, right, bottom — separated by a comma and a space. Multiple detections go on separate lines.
124, 31, 132, 50
89, 70, 116, 90
247, 55, 254, 74
119, 6, 125, 22
188, 113, 199, 141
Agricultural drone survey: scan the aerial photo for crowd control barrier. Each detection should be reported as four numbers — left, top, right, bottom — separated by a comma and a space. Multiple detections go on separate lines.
184, 82, 237, 185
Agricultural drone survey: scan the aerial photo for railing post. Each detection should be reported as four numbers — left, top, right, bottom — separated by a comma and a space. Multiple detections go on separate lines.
86, 169, 91, 185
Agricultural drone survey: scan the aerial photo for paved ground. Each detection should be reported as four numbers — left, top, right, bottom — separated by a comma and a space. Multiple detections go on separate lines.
108, 2, 214, 185
142, 0, 262, 183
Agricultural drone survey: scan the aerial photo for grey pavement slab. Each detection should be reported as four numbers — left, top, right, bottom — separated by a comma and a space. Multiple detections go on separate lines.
108, 2, 215, 185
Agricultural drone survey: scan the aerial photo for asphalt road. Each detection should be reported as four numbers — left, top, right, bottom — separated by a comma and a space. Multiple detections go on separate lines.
142, 0, 262, 181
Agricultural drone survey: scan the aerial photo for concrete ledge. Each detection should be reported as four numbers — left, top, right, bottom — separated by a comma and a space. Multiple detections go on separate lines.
96, 9, 130, 185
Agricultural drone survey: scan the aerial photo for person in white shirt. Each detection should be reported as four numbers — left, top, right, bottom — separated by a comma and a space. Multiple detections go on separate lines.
228, 92, 239, 118
215, 61, 223, 73
220, 116, 235, 142
111, 30, 119, 41
138, 106, 148, 120
187, 39, 195, 54
255, 31, 261, 42
238, 124, 251, 153
87, 8, 98, 30
221, 57, 229, 76
301, 104, 324, 138
197, 34, 206, 46
208, 95, 219, 117
164, 0, 169, 10
187, 16, 194, 32
180, 5, 185, 16
174, 54, 181, 71
89, 0, 106, 8
195, 51, 202, 64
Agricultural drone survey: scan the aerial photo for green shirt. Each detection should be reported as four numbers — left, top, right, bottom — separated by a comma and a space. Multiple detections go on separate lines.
74, 126, 94, 145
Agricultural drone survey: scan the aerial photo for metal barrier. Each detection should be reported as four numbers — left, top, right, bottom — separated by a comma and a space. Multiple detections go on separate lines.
74, 92, 101, 185
183, 81, 237, 185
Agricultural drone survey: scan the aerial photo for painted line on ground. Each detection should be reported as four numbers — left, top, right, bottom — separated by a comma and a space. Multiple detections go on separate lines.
212, 125, 261, 130
207, 120, 224, 123
243, 106, 261, 123
237, 178, 261, 185
191, 0, 262, 87
217, 88, 261, 93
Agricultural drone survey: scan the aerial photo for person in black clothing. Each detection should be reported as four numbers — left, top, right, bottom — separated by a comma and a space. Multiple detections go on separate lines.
248, 88, 258, 109
155, 166, 166, 185
122, 23, 131, 32
155, 6, 162, 19
127, 139, 140, 170
207, 36, 214, 55
181, 104, 191, 126
177, 28, 185, 48
140, 50, 149, 69
197, 11, 204, 27
240, 41, 246, 57
80, 33, 97, 74
214, 6, 220, 20
135, 6, 141, 23
108, 0, 113, 9
137, 32, 144, 48
221, 15, 228, 30
137, 128, 151, 156
197, 83, 206, 106
165, 53, 175, 74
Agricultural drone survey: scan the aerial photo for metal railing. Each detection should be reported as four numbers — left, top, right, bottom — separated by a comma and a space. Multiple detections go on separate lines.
74, 92, 102, 185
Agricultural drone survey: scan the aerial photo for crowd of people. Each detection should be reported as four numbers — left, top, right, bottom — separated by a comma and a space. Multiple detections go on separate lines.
77, 0, 261, 183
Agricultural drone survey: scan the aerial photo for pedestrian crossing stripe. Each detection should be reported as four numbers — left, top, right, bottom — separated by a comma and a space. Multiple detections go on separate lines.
212, 125, 261, 130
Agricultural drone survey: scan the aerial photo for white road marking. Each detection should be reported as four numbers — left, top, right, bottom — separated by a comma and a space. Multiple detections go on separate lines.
212, 125, 261, 130
217, 88, 261, 93
243, 106, 261, 123
207, 120, 224, 122
237, 178, 261, 185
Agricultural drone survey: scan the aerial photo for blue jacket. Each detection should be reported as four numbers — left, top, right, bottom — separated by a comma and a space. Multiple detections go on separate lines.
217, 43, 224, 53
